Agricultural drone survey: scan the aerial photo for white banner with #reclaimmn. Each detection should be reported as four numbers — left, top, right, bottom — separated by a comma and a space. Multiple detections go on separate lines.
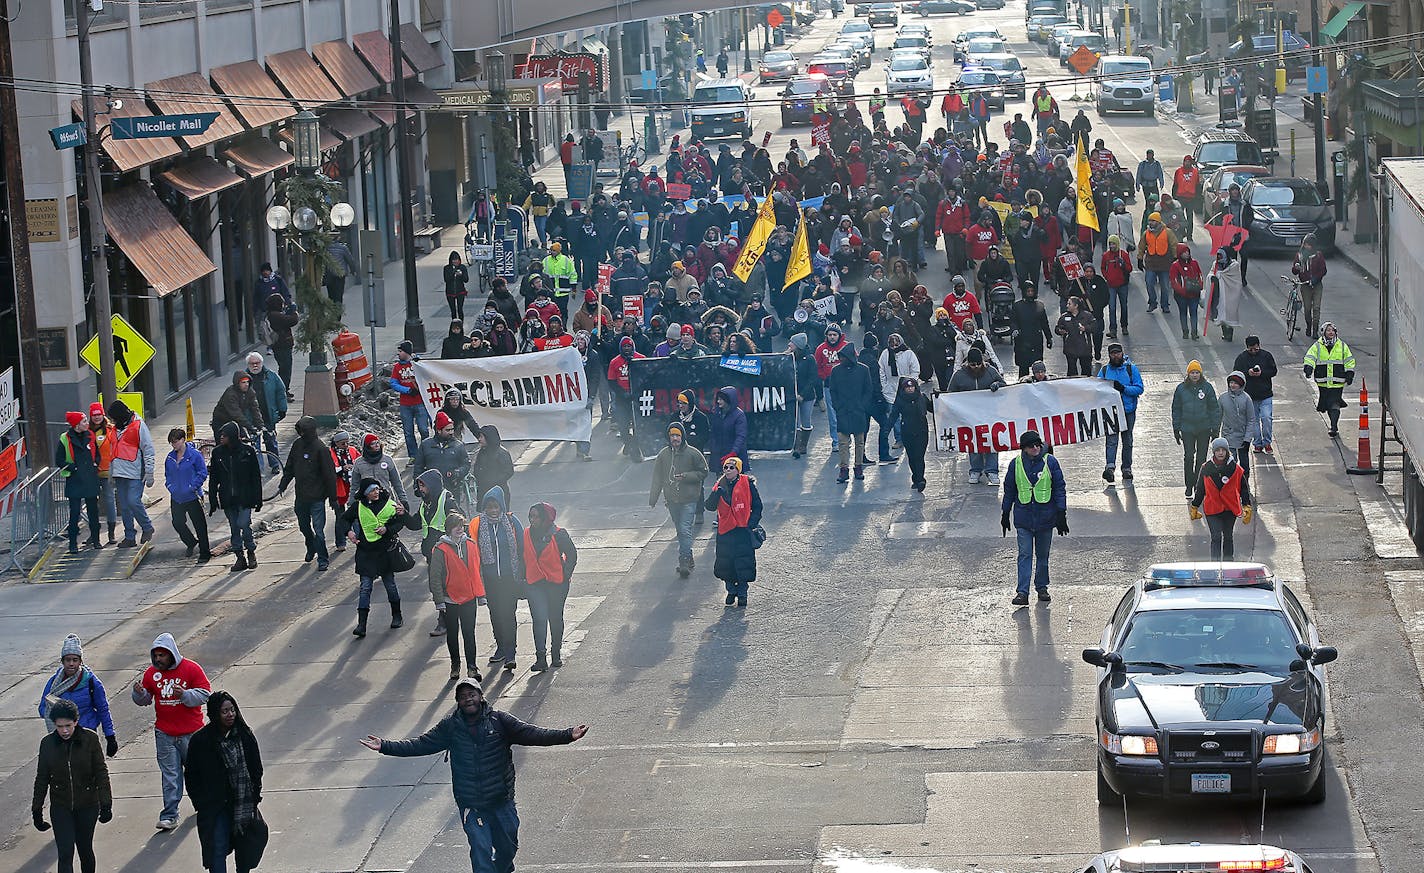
933, 377, 1125, 453
413, 347, 593, 443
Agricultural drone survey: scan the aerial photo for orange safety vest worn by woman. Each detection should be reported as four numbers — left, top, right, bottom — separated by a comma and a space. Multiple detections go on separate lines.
522, 528, 568, 584
1201, 463, 1245, 516
434, 539, 484, 603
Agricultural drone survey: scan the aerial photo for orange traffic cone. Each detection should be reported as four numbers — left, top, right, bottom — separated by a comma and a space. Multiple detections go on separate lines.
1347, 380, 1378, 475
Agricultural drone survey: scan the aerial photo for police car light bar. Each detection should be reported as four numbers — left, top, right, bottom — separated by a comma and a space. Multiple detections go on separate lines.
1144, 563, 1273, 589
1116, 842, 1291, 872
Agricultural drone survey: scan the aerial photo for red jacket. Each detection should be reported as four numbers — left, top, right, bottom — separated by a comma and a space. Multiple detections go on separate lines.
1101, 249, 1133, 288
848, 159, 867, 188
1170, 258, 1203, 299
813, 338, 847, 381
964, 224, 1000, 261
391, 360, 423, 407
1173, 165, 1201, 199
560, 140, 575, 167
941, 290, 982, 322
936, 200, 970, 236
1036, 214, 1062, 260
607, 352, 645, 392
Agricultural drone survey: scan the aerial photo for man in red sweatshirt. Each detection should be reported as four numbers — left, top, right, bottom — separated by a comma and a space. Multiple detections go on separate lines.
936, 194, 971, 275
390, 340, 430, 460
131, 632, 210, 830
814, 323, 849, 451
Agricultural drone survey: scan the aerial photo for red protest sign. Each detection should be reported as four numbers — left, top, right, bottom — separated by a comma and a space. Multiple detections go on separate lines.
596, 263, 615, 296
762, 131, 773, 148
622, 296, 645, 320
1057, 252, 1084, 280
666, 182, 692, 200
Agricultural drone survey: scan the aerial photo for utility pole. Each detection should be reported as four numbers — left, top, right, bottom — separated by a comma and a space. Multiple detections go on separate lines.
0, 0, 49, 450
389, 0, 425, 352
77, 0, 119, 409
1309, 0, 1326, 184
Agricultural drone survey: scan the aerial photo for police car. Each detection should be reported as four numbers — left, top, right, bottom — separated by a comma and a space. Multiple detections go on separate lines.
1082, 841, 1317, 872
1082, 563, 1336, 805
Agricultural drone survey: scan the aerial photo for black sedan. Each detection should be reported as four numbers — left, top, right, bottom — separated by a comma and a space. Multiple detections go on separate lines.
1239, 176, 1337, 253
918, 0, 976, 14
1082, 563, 1335, 805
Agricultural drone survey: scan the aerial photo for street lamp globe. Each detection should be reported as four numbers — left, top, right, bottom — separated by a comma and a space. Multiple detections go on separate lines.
488, 51, 507, 94
291, 109, 322, 172
265, 204, 292, 231
329, 202, 356, 228
292, 206, 319, 232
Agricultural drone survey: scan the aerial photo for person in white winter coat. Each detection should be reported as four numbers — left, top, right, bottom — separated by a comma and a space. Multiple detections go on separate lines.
1206, 247, 1244, 342
1104, 198, 1136, 252
953, 322, 1005, 375
878, 333, 920, 404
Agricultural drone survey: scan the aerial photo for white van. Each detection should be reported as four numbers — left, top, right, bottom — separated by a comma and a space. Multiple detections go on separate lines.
1095, 54, 1155, 116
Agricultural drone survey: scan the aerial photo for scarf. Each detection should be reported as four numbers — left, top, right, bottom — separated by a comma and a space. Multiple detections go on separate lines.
43, 667, 88, 729
219, 730, 259, 834
477, 511, 518, 568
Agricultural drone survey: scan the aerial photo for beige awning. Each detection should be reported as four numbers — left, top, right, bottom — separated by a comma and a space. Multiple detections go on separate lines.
352, 30, 417, 83
71, 91, 181, 173
399, 24, 444, 73
210, 61, 296, 128
156, 156, 245, 199
266, 49, 343, 109
322, 109, 380, 141
219, 137, 296, 178
145, 73, 247, 149
103, 184, 217, 297
313, 40, 380, 97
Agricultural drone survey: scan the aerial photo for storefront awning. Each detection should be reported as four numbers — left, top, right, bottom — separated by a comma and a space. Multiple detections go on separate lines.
145, 73, 247, 149
322, 109, 380, 141
1366, 47, 1418, 68
276, 123, 342, 153
71, 91, 181, 173
1321, 1, 1366, 40
313, 40, 380, 97
210, 61, 296, 128
103, 184, 217, 297
399, 24, 444, 73
352, 30, 417, 83
403, 81, 442, 108
266, 49, 343, 109
155, 156, 245, 199
367, 101, 396, 126
219, 137, 295, 178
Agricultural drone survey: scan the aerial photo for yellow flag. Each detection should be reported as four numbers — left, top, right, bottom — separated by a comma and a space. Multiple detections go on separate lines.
1075, 140, 1100, 232
732, 195, 778, 282
784, 210, 812, 291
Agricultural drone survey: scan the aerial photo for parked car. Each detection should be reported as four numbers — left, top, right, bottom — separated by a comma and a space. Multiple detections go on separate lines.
976, 0, 1004, 9
974, 53, 1026, 97
779, 74, 831, 126
919, 0, 976, 15
886, 53, 934, 94
759, 50, 800, 82
1228, 31, 1311, 78
956, 68, 1005, 109
1193, 129, 1269, 175
1240, 176, 1336, 253
1094, 54, 1155, 115
1201, 164, 1272, 218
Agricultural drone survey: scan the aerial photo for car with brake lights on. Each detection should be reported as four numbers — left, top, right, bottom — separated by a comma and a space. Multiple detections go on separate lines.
1081, 842, 1317, 873
779, 74, 830, 126
759, 50, 800, 82
955, 67, 1005, 109
1083, 563, 1336, 806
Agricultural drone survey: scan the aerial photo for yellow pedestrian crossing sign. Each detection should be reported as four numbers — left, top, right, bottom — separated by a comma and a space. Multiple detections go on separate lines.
81, 315, 155, 390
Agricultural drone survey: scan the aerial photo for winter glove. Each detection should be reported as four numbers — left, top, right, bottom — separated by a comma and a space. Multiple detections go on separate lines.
98, 806, 112, 824
209, 501, 219, 517
1055, 511, 1069, 536
1112, 380, 1125, 393
1303, 365, 1314, 378
1241, 505, 1254, 525
476, 596, 488, 606
989, 381, 1000, 392
144, 477, 154, 488
1189, 505, 1204, 521
1173, 429, 1183, 445
1000, 510, 1011, 536
1045, 337, 1053, 349
106, 734, 119, 758
1345, 371, 1354, 386
33, 810, 49, 832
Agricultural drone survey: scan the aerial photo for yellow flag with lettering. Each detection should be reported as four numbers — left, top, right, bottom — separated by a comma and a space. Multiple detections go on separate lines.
784, 211, 812, 291
732, 195, 778, 282
1075, 138, 1100, 232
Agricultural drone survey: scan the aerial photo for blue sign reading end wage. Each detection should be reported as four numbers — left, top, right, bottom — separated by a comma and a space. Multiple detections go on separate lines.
110, 112, 219, 140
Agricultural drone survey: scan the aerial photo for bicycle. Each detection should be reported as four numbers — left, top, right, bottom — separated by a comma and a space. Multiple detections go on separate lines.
1280, 275, 1305, 342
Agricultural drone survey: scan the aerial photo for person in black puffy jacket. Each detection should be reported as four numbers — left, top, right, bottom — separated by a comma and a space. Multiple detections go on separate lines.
361, 679, 587, 873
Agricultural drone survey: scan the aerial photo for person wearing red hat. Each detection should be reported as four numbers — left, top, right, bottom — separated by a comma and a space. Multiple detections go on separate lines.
414, 410, 471, 497
87, 402, 117, 544
56, 411, 102, 552
570, 288, 613, 336
348, 434, 409, 513
607, 337, 646, 459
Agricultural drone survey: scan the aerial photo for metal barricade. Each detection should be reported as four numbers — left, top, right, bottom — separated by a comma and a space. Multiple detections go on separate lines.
6, 467, 64, 577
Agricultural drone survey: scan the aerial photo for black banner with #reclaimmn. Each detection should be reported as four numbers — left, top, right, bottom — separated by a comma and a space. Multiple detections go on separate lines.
627, 354, 796, 459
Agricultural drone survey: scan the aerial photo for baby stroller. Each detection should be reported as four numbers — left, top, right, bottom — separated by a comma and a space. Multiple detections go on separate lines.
988, 280, 1017, 344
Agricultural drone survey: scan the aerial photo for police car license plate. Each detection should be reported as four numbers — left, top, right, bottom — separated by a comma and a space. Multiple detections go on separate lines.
1191, 773, 1231, 793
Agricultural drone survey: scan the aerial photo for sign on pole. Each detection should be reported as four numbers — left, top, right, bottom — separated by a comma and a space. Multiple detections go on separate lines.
49, 123, 87, 150
80, 314, 155, 391
567, 162, 595, 201
1218, 83, 1239, 123
0, 367, 19, 436
1306, 66, 1328, 95
1068, 46, 1098, 76
109, 113, 218, 141
622, 295, 644, 321
1056, 252, 1084, 280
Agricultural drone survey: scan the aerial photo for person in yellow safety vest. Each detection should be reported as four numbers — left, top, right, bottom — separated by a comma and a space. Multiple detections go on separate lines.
56, 411, 103, 553
408, 469, 465, 638
869, 88, 887, 125
813, 88, 830, 116
1303, 322, 1356, 437
999, 430, 1067, 606
1031, 84, 1057, 135
343, 479, 409, 638
541, 241, 579, 318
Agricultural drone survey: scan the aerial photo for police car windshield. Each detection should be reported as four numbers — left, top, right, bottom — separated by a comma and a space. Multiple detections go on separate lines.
1118, 608, 1300, 673
787, 79, 825, 95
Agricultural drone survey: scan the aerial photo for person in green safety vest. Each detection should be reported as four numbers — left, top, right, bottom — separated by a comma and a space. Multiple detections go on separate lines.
343, 479, 410, 638
407, 468, 465, 639
1303, 322, 1356, 437
56, 411, 102, 553
541, 242, 579, 319
1000, 430, 1067, 606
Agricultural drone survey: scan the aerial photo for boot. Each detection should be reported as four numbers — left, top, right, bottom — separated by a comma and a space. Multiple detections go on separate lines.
677, 556, 691, 578
107, 523, 116, 544
449, 659, 461, 681
837, 466, 850, 483
390, 602, 404, 629
246, 547, 257, 568
854, 465, 865, 481
430, 611, 447, 637
551, 649, 563, 668
230, 550, 249, 572
353, 608, 369, 638
531, 652, 549, 673
792, 428, 810, 459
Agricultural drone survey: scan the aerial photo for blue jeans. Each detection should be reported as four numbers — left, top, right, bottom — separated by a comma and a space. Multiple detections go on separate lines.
823, 380, 838, 446
526, 580, 569, 656
115, 477, 153, 540
532, 215, 548, 246
669, 501, 696, 562
155, 729, 191, 820
796, 398, 815, 431
461, 799, 520, 873
254, 428, 281, 476
1251, 397, 1274, 447
225, 507, 255, 552
209, 809, 234, 873
1107, 283, 1130, 330
1105, 409, 1135, 471
399, 404, 431, 458
1178, 298, 1199, 335
1144, 270, 1170, 310
1016, 527, 1054, 595
359, 573, 400, 610
968, 452, 999, 474
295, 499, 329, 562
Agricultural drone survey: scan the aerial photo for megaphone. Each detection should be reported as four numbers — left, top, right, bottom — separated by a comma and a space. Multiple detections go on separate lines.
883, 226, 895, 242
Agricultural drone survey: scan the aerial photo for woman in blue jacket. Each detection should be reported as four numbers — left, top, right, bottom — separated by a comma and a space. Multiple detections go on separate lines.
38, 634, 118, 757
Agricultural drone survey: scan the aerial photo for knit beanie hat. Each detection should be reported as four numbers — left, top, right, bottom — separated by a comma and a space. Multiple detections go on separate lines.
363, 433, 380, 449
65, 411, 84, 427
435, 411, 452, 430
60, 634, 83, 660
1186, 360, 1203, 375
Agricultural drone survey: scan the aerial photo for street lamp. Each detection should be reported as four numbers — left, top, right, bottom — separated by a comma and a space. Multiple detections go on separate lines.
488, 50, 507, 95
291, 110, 322, 173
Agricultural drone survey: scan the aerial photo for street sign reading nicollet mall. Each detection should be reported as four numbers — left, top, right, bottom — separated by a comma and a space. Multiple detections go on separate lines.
110, 112, 219, 140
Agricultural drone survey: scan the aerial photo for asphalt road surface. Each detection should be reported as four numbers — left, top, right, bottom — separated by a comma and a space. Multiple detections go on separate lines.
0, 4, 1420, 873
